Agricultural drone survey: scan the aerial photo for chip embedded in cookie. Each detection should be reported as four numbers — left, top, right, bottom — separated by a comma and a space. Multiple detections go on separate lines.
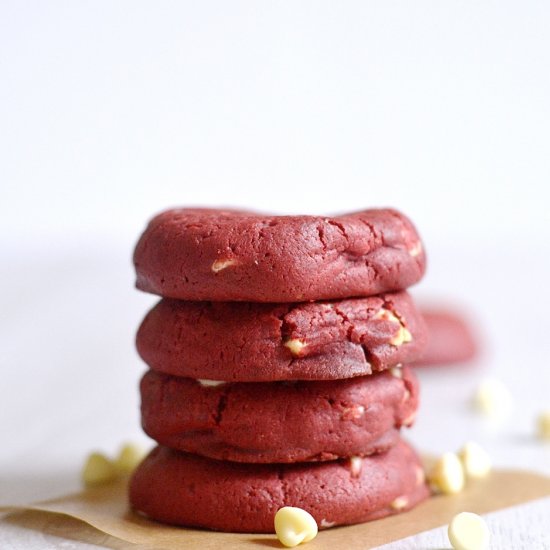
133, 208, 426, 302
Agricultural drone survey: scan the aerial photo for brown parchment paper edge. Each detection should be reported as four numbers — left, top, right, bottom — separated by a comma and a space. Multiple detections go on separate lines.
1, 468, 550, 549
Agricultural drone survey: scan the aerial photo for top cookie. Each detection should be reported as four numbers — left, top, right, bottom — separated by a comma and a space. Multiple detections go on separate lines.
133, 208, 426, 302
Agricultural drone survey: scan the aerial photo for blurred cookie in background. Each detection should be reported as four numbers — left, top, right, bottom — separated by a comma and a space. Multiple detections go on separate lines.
413, 307, 479, 368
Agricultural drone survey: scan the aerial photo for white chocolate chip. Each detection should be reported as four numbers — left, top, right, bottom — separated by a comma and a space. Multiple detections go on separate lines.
319, 519, 336, 528
390, 366, 403, 379
341, 404, 365, 420
415, 465, 426, 486
81, 452, 117, 487
536, 410, 550, 440
197, 379, 227, 387
375, 309, 412, 346
284, 338, 307, 356
390, 326, 412, 346
274, 507, 318, 547
408, 241, 423, 258
428, 452, 465, 495
472, 378, 513, 418
458, 441, 492, 479
211, 258, 237, 273
390, 496, 408, 510
448, 512, 490, 550
114, 443, 148, 475
403, 410, 417, 427
349, 456, 362, 478
375, 308, 393, 321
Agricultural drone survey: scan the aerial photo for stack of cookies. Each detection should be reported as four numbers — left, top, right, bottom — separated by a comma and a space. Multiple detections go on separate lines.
130, 208, 431, 533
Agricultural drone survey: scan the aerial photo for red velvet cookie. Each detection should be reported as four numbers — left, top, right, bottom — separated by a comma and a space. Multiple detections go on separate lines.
414, 308, 478, 367
136, 291, 427, 381
140, 366, 419, 463
133, 208, 425, 302
129, 439, 429, 533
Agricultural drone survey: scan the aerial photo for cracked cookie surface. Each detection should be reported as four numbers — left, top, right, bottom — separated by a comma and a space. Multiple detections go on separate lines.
129, 438, 429, 533
133, 208, 426, 302
140, 367, 419, 463
136, 291, 427, 381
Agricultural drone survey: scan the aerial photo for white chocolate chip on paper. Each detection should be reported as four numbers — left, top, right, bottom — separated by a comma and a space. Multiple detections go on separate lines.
81, 452, 117, 487
448, 512, 490, 550
114, 443, 148, 475
458, 441, 492, 479
274, 506, 318, 547
428, 452, 465, 495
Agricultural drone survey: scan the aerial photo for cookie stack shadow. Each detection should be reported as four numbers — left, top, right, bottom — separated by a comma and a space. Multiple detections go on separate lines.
129, 208, 431, 533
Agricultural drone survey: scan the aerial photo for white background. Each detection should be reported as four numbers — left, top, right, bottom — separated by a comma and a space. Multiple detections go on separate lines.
1, 2, 549, 548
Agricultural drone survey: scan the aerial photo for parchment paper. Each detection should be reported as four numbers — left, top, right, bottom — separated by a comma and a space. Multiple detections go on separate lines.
2, 468, 550, 549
